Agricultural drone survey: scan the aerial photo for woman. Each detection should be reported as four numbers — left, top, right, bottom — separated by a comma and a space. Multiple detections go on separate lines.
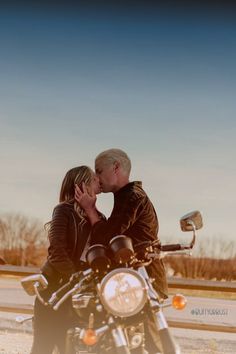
31, 166, 101, 354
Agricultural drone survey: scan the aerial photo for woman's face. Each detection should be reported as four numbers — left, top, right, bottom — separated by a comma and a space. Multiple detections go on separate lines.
87, 173, 101, 195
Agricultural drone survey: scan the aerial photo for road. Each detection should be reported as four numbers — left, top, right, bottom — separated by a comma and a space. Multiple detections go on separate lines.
1, 275, 236, 353
1, 276, 235, 325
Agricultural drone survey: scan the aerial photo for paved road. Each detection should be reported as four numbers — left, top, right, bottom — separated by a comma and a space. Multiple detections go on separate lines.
1, 329, 236, 354
1, 275, 236, 345
1, 276, 235, 324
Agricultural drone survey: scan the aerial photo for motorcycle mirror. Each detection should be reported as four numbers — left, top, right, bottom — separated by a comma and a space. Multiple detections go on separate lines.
180, 210, 203, 232
15, 315, 26, 324
21, 274, 48, 296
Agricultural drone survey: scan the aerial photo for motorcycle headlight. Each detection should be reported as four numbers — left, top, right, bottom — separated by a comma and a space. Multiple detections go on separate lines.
99, 268, 147, 317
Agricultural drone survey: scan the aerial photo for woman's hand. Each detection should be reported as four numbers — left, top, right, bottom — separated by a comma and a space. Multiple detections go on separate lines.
75, 183, 96, 211
75, 183, 100, 225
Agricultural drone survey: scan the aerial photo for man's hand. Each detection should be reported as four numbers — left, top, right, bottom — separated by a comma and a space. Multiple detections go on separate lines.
75, 183, 96, 211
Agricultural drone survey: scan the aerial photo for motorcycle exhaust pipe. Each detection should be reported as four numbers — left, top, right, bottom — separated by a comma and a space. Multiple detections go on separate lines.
154, 311, 181, 354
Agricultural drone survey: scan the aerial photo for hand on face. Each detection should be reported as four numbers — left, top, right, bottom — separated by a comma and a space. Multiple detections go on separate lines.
75, 182, 97, 211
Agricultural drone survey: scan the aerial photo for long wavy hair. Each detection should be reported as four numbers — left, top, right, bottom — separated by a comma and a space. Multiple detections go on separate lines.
59, 166, 94, 203
45, 166, 94, 230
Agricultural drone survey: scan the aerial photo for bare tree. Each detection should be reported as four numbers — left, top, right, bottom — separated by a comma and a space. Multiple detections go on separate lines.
0, 213, 48, 266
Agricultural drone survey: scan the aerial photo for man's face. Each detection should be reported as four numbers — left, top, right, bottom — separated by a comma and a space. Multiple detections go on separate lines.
95, 160, 117, 193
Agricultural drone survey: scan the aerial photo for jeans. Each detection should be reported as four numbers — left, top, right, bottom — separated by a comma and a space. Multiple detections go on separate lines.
30, 284, 77, 354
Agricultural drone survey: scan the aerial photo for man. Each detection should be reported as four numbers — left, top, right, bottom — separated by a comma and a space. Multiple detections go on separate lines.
75, 148, 168, 297
75, 148, 168, 352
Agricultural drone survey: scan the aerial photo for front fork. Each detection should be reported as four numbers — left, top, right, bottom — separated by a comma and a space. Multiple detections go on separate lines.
138, 266, 181, 354
153, 310, 181, 354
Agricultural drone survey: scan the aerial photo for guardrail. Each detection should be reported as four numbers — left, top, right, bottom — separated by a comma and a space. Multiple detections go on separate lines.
1, 265, 236, 334
0, 265, 40, 277
1, 264, 236, 292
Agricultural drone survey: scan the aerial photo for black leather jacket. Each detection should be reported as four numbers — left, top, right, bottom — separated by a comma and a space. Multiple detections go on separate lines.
41, 202, 91, 282
91, 181, 168, 298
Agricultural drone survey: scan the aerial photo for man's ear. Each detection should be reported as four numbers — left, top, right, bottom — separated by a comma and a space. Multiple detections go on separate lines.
113, 161, 120, 173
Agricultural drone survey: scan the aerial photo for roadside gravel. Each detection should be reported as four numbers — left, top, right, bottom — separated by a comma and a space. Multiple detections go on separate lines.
0, 330, 236, 354
0, 330, 32, 354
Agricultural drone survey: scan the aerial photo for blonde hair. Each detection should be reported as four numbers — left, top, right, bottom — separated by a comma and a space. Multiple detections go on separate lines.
59, 166, 93, 203
45, 166, 94, 231
95, 148, 131, 175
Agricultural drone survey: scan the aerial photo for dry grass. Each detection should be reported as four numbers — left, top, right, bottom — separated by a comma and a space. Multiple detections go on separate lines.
1, 213, 236, 280
162, 235, 236, 281
2, 245, 47, 267
163, 256, 236, 281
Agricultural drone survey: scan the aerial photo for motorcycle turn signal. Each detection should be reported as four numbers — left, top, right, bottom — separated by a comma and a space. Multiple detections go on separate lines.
82, 329, 98, 346
172, 294, 187, 310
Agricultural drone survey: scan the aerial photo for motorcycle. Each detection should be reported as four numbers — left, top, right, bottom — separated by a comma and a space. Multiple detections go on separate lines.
20, 210, 203, 354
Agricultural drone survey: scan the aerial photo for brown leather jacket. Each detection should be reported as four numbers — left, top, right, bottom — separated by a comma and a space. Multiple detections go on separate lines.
91, 181, 168, 298
42, 202, 91, 281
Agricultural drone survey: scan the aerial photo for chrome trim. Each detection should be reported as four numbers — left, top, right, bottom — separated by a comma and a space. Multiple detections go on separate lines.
99, 267, 147, 317
154, 310, 168, 330
111, 326, 128, 347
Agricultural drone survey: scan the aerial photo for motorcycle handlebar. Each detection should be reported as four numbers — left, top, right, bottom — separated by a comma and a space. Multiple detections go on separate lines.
160, 244, 182, 252
48, 281, 75, 307
48, 269, 92, 308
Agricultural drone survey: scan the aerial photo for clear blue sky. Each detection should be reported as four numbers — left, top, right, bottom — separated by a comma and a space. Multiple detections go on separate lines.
1, 3, 236, 247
